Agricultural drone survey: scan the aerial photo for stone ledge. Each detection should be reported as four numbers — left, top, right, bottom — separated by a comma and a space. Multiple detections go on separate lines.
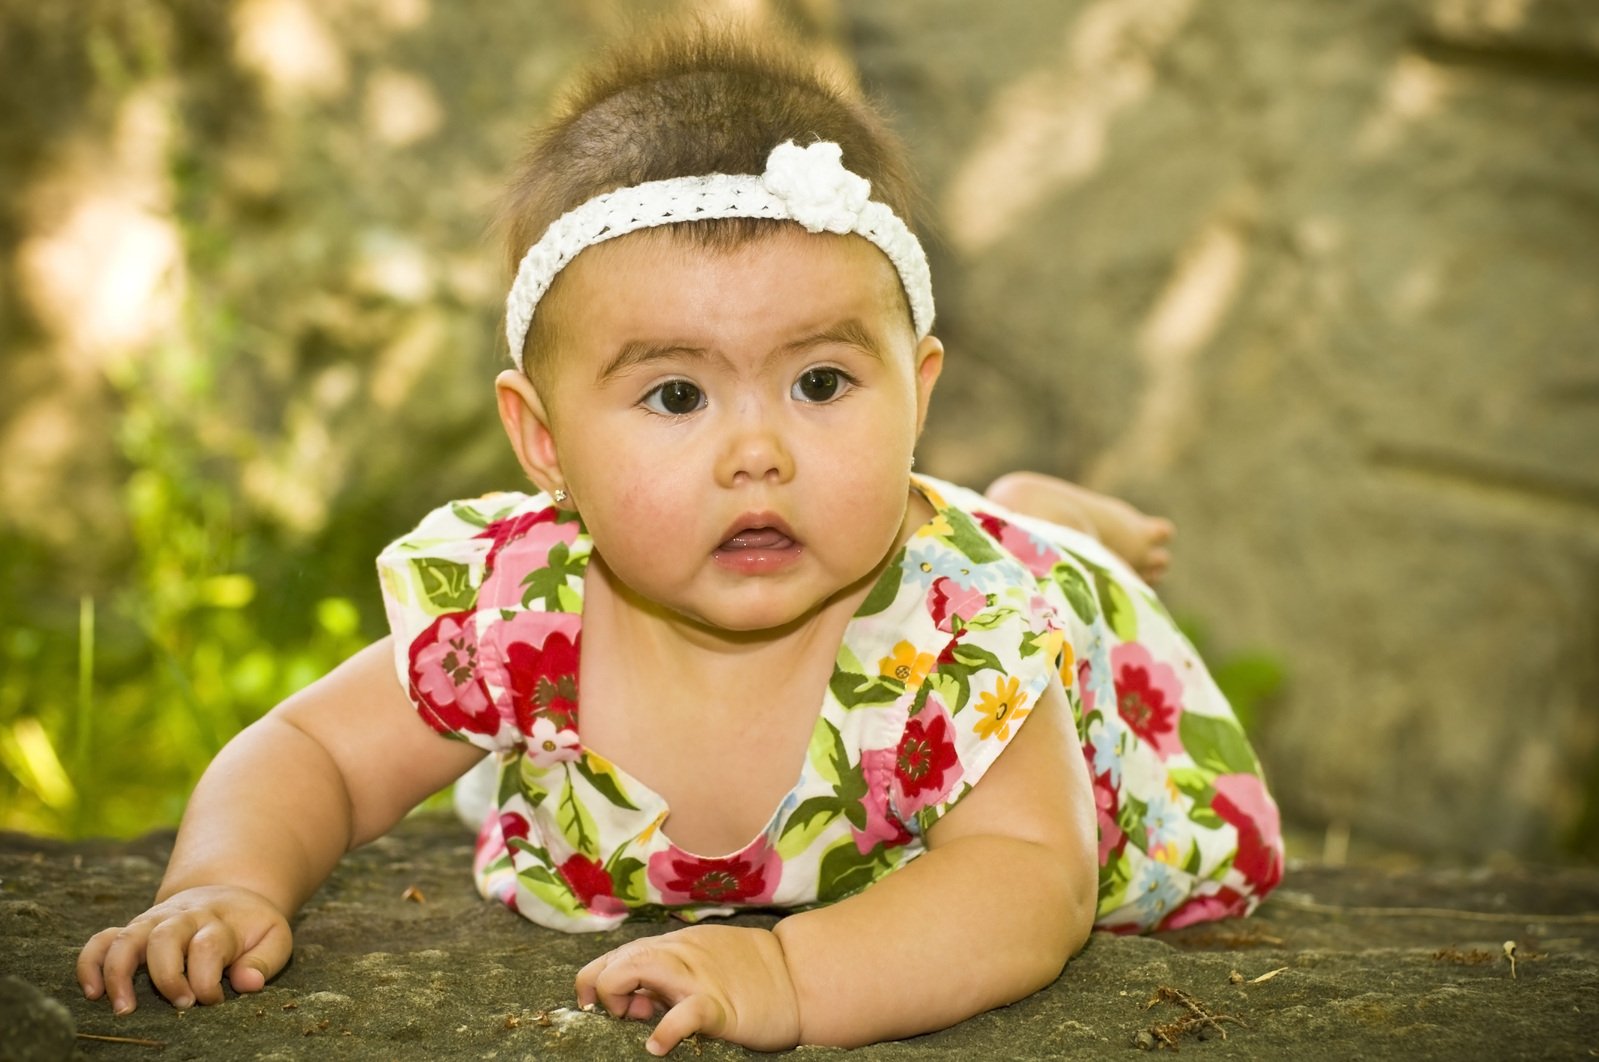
3, 813, 1596, 1059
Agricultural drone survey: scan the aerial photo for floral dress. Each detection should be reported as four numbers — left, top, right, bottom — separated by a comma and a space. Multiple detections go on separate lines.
377, 475, 1283, 934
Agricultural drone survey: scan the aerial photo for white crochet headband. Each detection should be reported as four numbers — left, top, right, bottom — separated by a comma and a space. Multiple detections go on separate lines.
504, 139, 934, 370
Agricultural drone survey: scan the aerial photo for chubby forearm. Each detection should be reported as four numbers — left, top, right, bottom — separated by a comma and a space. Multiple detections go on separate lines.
773, 833, 1095, 1047
155, 714, 356, 917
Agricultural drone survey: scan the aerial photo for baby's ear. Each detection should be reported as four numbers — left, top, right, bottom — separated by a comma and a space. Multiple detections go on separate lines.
495, 370, 566, 497
912, 334, 945, 437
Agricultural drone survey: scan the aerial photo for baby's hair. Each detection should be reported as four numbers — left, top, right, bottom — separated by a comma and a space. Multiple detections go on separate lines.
496, 20, 925, 385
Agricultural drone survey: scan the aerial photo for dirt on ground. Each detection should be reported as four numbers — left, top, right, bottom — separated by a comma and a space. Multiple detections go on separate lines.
2, 813, 1596, 1060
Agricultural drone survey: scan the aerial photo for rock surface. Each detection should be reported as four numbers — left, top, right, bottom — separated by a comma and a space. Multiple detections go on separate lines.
4, 814, 1596, 1060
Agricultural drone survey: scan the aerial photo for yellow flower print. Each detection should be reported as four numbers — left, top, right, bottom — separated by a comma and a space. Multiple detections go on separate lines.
1032, 628, 1074, 684
879, 640, 935, 689
973, 675, 1032, 741
914, 513, 953, 539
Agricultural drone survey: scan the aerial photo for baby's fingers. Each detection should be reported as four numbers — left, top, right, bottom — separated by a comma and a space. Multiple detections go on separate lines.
146, 916, 205, 1007
84, 924, 152, 1015
76, 926, 125, 1003
224, 919, 292, 996
647, 994, 724, 1057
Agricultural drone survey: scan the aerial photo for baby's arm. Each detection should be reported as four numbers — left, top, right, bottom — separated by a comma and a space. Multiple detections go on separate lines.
576, 675, 1097, 1052
76, 637, 483, 1014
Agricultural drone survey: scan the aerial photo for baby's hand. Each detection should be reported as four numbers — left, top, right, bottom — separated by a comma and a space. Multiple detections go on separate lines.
576, 924, 801, 1056
76, 885, 293, 1015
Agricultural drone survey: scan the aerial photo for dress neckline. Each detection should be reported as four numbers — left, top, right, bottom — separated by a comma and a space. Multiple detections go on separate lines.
546, 477, 943, 860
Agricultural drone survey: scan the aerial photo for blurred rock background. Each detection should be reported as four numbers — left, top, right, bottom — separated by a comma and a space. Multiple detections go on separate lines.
1, 0, 1594, 859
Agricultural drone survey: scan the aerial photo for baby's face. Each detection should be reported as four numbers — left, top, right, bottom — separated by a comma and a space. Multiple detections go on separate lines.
534, 225, 941, 635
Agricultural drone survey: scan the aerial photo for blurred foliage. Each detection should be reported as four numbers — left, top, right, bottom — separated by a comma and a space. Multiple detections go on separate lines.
0, 320, 374, 838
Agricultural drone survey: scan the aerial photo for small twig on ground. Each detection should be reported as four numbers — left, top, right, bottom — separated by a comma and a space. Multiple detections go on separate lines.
76, 1031, 167, 1048
1503, 940, 1518, 979
1137, 985, 1248, 1050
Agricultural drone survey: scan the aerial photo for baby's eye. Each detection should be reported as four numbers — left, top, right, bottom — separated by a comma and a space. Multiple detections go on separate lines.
792, 368, 852, 403
642, 380, 705, 416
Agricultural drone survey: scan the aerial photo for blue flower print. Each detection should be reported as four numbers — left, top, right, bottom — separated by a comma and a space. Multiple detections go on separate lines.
1142, 789, 1185, 850
1128, 855, 1186, 925
1089, 719, 1124, 789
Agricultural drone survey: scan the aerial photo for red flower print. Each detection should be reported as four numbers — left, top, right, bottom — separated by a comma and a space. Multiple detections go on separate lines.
936, 631, 967, 667
499, 810, 531, 845
477, 611, 583, 734
409, 612, 501, 736
890, 698, 960, 815
1111, 641, 1185, 758
1158, 885, 1250, 931
647, 839, 782, 906
926, 577, 987, 633
1211, 773, 1284, 896
559, 853, 619, 910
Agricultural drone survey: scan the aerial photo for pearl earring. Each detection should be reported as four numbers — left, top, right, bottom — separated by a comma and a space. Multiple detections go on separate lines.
553, 488, 568, 503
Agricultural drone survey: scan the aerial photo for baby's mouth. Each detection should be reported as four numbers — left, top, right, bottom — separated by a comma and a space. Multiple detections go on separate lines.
720, 527, 797, 551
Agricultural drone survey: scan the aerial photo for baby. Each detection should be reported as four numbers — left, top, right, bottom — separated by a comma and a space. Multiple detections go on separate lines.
78, 24, 1281, 1054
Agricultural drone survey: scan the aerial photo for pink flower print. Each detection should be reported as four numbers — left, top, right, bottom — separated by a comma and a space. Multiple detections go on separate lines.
1111, 641, 1185, 758
890, 697, 961, 817
1211, 773, 1284, 896
409, 612, 501, 736
525, 716, 581, 768
1077, 658, 1097, 715
647, 838, 783, 906
854, 747, 916, 855
478, 509, 580, 610
926, 576, 987, 633
1091, 769, 1125, 867
977, 511, 1059, 577
477, 611, 582, 735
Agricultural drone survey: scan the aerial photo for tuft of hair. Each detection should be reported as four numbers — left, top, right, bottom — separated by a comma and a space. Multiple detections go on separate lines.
496, 19, 925, 378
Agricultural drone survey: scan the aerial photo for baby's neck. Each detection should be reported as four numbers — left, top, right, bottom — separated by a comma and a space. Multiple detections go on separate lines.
581, 554, 866, 700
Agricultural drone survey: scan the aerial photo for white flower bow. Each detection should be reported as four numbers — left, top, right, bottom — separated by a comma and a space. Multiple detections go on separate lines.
761, 140, 872, 234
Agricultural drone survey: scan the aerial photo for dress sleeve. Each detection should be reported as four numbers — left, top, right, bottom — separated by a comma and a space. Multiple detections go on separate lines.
375, 493, 585, 753
882, 484, 1069, 836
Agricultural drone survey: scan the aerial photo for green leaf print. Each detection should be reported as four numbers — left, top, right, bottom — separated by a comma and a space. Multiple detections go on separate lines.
518, 864, 584, 917
780, 796, 844, 842
1165, 767, 1215, 807
816, 838, 885, 903
556, 773, 600, 858
1178, 713, 1261, 777
1051, 563, 1098, 624
575, 758, 640, 811
828, 664, 901, 709
413, 557, 478, 612
606, 855, 647, 902
943, 508, 1005, 565
964, 606, 1018, 632
856, 560, 904, 617
520, 541, 579, 609
449, 500, 493, 528
1094, 568, 1139, 642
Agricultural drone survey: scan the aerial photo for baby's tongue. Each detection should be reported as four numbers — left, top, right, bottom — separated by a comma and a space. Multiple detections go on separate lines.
722, 527, 792, 550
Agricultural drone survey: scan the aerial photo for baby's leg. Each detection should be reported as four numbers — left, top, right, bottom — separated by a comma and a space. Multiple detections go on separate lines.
985, 471, 1175, 584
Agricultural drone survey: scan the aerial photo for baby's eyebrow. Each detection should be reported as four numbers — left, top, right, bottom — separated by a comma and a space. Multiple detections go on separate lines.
779, 318, 886, 362
597, 318, 885, 382
597, 341, 712, 382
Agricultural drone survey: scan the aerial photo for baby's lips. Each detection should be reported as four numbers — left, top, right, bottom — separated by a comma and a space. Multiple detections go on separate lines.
721, 527, 796, 550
